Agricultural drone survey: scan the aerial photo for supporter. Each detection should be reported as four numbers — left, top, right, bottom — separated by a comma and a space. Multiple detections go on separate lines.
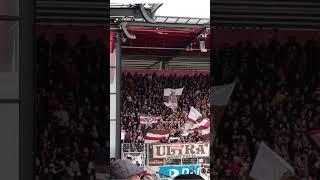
212, 36, 320, 179
110, 159, 146, 180
174, 174, 204, 180
141, 173, 159, 180
121, 73, 210, 143
35, 34, 107, 180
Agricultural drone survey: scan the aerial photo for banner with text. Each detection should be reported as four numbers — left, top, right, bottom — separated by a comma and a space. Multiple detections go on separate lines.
159, 165, 201, 177
152, 143, 210, 159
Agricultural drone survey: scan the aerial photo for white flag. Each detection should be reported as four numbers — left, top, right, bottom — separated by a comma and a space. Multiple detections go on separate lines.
163, 95, 178, 112
250, 142, 295, 180
174, 87, 184, 96
164, 88, 174, 96
164, 87, 184, 96
188, 107, 202, 121
212, 81, 236, 106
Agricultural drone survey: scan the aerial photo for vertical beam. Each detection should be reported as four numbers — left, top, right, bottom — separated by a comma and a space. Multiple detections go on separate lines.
19, 0, 34, 179
115, 31, 122, 159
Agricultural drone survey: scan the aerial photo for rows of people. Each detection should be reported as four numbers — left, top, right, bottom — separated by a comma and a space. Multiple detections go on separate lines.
121, 73, 210, 143
35, 34, 107, 180
212, 36, 320, 179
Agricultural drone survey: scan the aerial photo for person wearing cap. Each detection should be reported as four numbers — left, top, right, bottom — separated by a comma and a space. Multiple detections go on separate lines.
110, 159, 146, 180
141, 173, 159, 180
174, 174, 204, 180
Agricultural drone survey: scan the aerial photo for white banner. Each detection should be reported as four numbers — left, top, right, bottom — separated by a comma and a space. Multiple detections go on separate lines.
152, 143, 209, 159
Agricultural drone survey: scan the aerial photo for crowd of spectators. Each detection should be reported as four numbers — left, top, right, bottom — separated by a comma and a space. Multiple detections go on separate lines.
35, 33, 107, 180
212, 36, 320, 179
121, 73, 210, 143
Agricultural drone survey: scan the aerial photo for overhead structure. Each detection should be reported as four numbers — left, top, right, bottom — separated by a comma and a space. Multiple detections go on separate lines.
119, 16, 210, 70
36, 0, 106, 25
212, 0, 320, 29
110, 3, 162, 40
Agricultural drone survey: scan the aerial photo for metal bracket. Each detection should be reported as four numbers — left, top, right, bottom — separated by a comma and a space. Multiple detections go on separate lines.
139, 4, 156, 23
120, 22, 136, 40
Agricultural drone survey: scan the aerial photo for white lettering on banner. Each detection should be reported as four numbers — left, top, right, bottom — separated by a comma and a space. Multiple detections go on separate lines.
152, 143, 209, 159
182, 168, 189, 174
169, 169, 179, 177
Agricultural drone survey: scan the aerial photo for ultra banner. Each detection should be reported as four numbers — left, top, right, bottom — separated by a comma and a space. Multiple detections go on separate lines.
152, 143, 209, 159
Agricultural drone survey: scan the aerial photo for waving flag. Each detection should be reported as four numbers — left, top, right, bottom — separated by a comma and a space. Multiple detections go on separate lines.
212, 81, 236, 129
163, 87, 184, 112
163, 94, 178, 112
200, 128, 210, 141
144, 129, 171, 143
164, 87, 184, 96
188, 107, 202, 122
194, 118, 210, 129
250, 142, 295, 180
139, 113, 160, 126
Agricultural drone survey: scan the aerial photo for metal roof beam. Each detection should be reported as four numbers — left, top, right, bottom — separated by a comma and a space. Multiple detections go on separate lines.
110, 7, 152, 19
127, 22, 210, 29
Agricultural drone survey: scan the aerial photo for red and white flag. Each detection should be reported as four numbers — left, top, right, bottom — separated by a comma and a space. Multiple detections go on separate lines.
139, 114, 160, 125
195, 118, 210, 129
200, 128, 210, 140
144, 129, 171, 143
212, 81, 236, 129
188, 107, 202, 122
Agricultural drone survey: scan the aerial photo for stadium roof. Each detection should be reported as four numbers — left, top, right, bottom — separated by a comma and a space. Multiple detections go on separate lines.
213, 0, 320, 29
36, 0, 106, 25
120, 26, 210, 71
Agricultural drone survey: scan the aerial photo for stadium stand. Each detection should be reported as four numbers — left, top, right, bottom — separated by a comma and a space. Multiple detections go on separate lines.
212, 33, 320, 179
34, 30, 107, 179
121, 71, 210, 143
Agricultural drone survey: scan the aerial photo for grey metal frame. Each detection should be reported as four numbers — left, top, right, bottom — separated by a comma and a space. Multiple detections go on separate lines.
19, 0, 34, 179
115, 31, 122, 159
0, 0, 33, 179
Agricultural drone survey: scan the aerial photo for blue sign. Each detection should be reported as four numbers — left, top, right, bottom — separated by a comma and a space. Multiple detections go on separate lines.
158, 165, 201, 178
